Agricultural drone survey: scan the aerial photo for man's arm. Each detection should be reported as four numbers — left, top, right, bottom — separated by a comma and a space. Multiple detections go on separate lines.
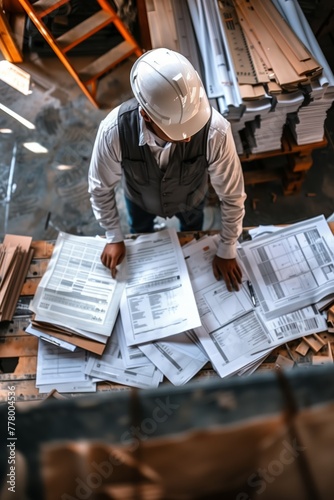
207, 109, 247, 290
88, 106, 126, 273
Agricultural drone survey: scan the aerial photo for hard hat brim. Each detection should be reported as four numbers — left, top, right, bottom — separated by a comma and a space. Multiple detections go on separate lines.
155, 98, 212, 141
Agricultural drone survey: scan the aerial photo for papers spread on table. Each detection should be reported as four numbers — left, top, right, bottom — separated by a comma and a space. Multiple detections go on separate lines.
32, 216, 334, 392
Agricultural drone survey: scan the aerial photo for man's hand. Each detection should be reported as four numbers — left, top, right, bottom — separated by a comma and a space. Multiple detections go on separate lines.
101, 242, 126, 279
212, 255, 242, 292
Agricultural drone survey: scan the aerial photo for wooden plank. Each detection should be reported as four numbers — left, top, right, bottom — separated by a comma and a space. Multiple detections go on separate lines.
0, 356, 37, 380
0, 335, 38, 357
256, 0, 321, 76
31, 240, 55, 259
295, 340, 310, 356
21, 277, 41, 296
28, 0, 70, 18
0, 379, 41, 401
136, 0, 152, 51
0, 10, 23, 63
257, 0, 318, 64
235, 0, 304, 86
235, 2, 271, 70
78, 40, 136, 82
243, 167, 283, 185
302, 334, 326, 353
56, 10, 114, 52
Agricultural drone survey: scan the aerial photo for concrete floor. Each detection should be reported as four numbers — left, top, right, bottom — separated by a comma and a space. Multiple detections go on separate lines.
0, 16, 334, 241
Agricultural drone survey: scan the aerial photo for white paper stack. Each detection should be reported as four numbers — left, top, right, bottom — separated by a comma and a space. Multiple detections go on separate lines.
288, 82, 333, 144
251, 91, 304, 153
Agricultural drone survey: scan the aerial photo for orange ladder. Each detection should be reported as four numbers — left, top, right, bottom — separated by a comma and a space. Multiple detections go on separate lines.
17, 0, 143, 107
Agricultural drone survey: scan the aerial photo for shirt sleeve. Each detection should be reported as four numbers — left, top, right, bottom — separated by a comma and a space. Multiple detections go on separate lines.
207, 109, 247, 259
88, 106, 125, 243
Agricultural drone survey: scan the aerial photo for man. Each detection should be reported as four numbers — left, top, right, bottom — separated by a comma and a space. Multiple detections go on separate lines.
88, 48, 246, 291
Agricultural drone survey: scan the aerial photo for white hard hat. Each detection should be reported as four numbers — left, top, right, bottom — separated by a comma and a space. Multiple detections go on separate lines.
130, 48, 211, 141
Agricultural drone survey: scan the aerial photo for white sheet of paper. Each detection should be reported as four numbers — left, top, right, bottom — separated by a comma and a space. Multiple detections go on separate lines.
85, 325, 163, 389
36, 339, 95, 393
182, 236, 275, 378
264, 305, 328, 345
116, 315, 151, 368
196, 310, 275, 378
26, 323, 77, 351
37, 381, 97, 393
183, 235, 255, 324
139, 330, 209, 386
238, 215, 334, 319
30, 232, 126, 336
120, 229, 201, 345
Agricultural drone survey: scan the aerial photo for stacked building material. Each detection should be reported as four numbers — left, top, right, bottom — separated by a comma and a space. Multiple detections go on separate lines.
145, 0, 333, 154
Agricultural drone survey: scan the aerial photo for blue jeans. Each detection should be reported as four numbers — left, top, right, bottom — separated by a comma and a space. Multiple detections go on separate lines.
125, 197, 205, 233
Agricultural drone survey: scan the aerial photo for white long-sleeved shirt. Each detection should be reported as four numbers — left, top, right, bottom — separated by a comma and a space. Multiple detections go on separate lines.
88, 105, 246, 259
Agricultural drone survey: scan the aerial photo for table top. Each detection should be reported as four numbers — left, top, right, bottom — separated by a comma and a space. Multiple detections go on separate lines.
1, 229, 333, 402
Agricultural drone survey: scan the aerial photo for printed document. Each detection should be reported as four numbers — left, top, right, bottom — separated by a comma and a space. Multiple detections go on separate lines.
139, 330, 209, 386
120, 228, 201, 345
85, 318, 163, 389
29, 232, 126, 336
116, 315, 152, 368
36, 339, 96, 393
182, 236, 275, 378
238, 215, 334, 319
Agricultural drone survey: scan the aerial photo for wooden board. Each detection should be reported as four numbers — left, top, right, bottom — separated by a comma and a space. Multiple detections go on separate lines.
0, 10, 23, 63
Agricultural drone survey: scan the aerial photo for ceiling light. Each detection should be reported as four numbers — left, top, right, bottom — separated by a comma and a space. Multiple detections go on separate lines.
0, 103, 35, 129
55, 164, 74, 170
23, 142, 48, 153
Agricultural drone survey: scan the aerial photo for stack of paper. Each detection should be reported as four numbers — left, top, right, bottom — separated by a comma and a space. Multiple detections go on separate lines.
85, 314, 164, 390
146, 0, 334, 154
36, 339, 97, 393
273, 0, 334, 145
229, 98, 272, 155
287, 81, 333, 144
85, 218, 333, 386
28, 232, 126, 355
34, 228, 208, 391
250, 91, 305, 153
0, 234, 34, 321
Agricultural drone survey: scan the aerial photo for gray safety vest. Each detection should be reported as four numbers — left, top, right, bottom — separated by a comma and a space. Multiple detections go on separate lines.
118, 98, 210, 218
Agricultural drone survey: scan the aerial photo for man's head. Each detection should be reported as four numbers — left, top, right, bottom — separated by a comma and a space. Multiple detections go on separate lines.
130, 48, 211, 142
